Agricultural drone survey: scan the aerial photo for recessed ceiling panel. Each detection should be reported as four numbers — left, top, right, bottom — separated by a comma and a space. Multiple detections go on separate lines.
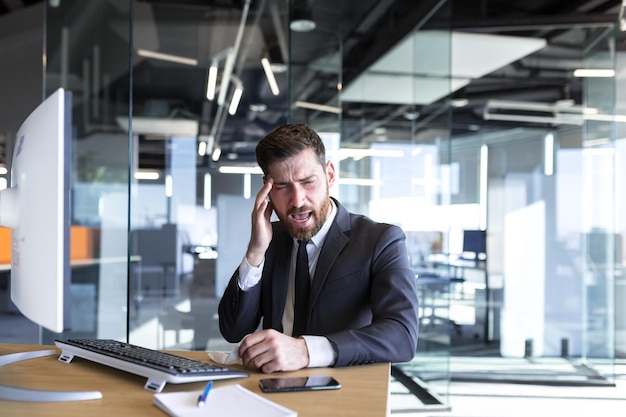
342, 30, 547, 105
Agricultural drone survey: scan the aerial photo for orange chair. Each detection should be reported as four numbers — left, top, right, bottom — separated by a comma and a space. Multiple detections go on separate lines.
0, 226, 96, 265
0, 227, 10, 265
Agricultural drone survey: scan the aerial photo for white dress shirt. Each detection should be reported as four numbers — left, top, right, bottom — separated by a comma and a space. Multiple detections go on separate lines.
237, 200, 338, 367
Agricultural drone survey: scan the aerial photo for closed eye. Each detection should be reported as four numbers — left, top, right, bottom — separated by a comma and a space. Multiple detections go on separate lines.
301, 176, 317, 185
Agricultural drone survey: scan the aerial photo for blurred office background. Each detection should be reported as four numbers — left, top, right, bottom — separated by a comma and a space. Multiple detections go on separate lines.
2, 0, 626, 413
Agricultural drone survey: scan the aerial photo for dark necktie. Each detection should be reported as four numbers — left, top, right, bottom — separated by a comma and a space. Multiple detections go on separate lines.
293, 240, 310, 337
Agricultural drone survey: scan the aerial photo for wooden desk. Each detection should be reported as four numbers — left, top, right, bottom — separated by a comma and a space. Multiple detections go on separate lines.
0, 343, 390, 416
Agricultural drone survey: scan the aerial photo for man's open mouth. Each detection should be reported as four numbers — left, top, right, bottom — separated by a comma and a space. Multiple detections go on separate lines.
291, 211, 312, 224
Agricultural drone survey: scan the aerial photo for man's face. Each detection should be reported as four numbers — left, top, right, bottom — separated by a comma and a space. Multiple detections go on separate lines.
266, 148, 335, 241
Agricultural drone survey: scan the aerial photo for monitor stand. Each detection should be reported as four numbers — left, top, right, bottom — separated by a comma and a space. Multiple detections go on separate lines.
0, 349, 102, 402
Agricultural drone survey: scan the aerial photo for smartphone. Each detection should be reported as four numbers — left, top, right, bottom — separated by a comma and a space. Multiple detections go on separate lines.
258, 376, 341, 393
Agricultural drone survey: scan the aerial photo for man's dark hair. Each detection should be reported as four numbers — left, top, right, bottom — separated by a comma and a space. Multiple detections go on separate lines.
256, 123, 326, 176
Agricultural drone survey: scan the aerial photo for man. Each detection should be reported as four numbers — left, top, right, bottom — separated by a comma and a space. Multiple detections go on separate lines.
218, 123, 418, 373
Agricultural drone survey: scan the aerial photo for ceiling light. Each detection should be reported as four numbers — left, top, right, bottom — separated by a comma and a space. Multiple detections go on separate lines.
270, 63, 287, 73
134, 171, 160, 180
229, 88, 243, 115
290, 18, 316, 32
555, 99, 575, 107
261, 57, 280, 96
218, 166, 263, 174
450, 98, 469, 107
165, 175, 173, 197
228, 75, 244, 115
290, 0, 316, 32
198, 134, 214, 157
573, 69, 615, 77
206, 65, 218, 100
211, 146, 222, 162
203, 173, 212, 209
198, 141, 207, 156
294, 101, 342, 114
249, 103, 267, 112
403, 111, 419, 120
136, 49, 198, 66
212, 147, 222, 162
116, 117, 198, 137
0, 166, 7, 175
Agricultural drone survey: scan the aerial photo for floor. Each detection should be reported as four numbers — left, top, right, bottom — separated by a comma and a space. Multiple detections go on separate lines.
398, 377, 626, 417
391, 309, 626, 416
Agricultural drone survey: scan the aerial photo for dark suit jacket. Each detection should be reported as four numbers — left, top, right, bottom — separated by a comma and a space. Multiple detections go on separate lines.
218, 198, 419, 367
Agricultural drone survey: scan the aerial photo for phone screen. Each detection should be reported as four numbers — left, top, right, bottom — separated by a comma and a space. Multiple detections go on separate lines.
258, 376, 341, 393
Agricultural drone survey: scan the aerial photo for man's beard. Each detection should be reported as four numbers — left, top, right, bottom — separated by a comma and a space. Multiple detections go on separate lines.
285, 195, 330, 241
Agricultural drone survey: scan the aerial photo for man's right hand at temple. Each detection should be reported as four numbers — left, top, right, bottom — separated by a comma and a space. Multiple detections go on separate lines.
245, 178, 274, 267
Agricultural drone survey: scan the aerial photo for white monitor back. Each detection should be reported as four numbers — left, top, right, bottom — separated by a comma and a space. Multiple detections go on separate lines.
0, 88, 71, 333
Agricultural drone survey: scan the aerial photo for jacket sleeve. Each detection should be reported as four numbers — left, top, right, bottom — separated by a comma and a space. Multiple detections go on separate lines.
217, 268, 263, 343
325, 224, 419, 366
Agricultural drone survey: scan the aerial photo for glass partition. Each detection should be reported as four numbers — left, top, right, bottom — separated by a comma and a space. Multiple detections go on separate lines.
579, 26, 617, 373
126, 0, 290, 353
2, 0, 456, 412
337, 5, 454, 411
447, 23, 619, 387
4, 0, 621, 404
41, 0, 132, 344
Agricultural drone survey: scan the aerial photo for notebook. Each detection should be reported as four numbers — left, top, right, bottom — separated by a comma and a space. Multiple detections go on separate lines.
153, 384, 297, 417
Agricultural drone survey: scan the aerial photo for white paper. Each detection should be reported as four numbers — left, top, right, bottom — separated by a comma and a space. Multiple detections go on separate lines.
153, 384, 297, 417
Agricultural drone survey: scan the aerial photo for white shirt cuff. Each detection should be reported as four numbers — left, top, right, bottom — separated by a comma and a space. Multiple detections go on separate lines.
302, 336, 336, 368
237, 257, 264, 291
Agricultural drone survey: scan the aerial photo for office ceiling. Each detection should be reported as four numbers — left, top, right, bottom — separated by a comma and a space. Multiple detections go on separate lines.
0, 0, 624, 170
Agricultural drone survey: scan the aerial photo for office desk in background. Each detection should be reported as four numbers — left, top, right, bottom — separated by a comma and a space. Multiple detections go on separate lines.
1, 257, 141, 320
0, 343, 390, 417
420, 254, 492, 342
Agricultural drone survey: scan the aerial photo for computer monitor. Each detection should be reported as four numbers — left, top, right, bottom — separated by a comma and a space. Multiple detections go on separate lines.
0, 88, 72, 333
0, 90, 107, 402
462, 229, 487, 259
585, 231, 623, 267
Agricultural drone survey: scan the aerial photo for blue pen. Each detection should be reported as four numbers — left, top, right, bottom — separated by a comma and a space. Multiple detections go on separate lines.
197, 381, 213, 408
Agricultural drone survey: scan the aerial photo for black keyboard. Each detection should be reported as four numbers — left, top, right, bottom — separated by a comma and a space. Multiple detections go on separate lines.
55, 339, 248, 392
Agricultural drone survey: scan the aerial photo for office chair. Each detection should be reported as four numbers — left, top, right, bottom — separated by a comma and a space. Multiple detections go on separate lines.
416, 271, 464, 335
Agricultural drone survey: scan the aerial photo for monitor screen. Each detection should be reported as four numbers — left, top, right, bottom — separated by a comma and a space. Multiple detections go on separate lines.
462, 229, 487, 256
0, 88, 72, 333
585, 231, 623, 266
